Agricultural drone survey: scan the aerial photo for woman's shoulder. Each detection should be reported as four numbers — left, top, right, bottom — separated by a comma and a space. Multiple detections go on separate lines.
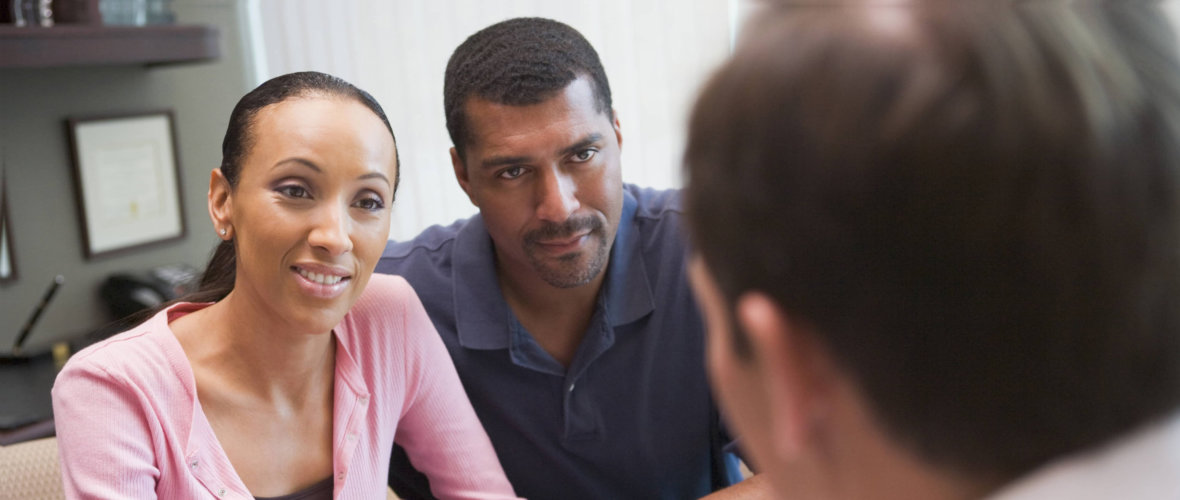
361, 273, 412, 296
338, 274, 433, 352
351, 274, 416, 314
58, 306, 191, 390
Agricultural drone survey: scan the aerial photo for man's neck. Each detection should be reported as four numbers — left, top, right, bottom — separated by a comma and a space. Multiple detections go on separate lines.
497, 258, 608, 368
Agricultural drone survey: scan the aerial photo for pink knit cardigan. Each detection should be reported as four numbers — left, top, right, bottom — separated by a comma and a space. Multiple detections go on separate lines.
53, 274, 521, 499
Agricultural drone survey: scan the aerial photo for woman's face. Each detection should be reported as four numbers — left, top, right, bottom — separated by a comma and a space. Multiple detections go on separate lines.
211, 95, 397, 335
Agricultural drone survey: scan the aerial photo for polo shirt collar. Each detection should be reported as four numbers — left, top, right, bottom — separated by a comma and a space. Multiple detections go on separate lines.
451, 187, 654, 350
452, 215, 513, 349
602, 187, 655, 326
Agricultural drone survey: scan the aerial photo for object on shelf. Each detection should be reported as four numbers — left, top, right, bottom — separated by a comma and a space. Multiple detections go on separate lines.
98, 0, 141, 25
51, 0, 100, 24
5, 0, 52, 27
144, 0, 170, 24
36, 0, 50, 25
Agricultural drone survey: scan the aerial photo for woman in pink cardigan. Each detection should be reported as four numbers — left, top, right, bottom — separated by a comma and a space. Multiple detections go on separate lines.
52, 72, 521, 500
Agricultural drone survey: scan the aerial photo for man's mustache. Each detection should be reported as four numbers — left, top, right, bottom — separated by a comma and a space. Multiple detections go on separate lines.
524, 215, 603, 244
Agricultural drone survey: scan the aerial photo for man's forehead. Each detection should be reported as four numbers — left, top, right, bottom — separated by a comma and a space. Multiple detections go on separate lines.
462, 80, 613, 151
465, 78, 604, 119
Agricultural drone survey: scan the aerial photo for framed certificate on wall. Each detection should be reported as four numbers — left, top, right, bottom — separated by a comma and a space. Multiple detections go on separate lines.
66, 110, 186, 259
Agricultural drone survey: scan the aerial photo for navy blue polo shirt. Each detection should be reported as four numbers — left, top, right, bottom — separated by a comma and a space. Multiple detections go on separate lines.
377, 185, 742, 499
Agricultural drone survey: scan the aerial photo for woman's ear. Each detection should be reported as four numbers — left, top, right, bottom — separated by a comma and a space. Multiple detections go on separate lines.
208, 168, 233, 240
735, 293, 835, 460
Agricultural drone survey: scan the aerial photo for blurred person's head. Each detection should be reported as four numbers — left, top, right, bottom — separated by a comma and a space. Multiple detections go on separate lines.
685, 2, 1180, 497
442, 18, 624, 290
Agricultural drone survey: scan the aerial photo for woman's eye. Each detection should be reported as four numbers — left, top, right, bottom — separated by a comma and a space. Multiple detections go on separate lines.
573, 149, 597, 162
354, 197, 385, 211
277, 185, 310, 198
498, 166, 526, 180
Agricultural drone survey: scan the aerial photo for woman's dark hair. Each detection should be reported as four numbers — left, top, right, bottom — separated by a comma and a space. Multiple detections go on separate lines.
108, 71, 398, 331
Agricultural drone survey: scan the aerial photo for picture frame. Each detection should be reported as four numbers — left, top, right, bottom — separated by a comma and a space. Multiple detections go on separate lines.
66, 110, 186, 259
0, 165, 15, 284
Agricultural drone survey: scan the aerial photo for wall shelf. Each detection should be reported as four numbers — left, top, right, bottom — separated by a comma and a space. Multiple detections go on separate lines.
0, 24, 219, 68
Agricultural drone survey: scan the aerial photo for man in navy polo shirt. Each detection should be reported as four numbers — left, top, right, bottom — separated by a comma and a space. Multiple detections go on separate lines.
377, 17, 768, 500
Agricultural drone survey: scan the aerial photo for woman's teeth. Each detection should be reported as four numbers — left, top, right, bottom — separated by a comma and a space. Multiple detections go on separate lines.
298, 269, 343, 285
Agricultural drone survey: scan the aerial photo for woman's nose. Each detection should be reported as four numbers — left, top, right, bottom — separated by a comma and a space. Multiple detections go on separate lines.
307, 203, 354, 256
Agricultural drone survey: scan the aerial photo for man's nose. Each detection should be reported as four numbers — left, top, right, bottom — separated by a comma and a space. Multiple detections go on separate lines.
536, 169, 580, 222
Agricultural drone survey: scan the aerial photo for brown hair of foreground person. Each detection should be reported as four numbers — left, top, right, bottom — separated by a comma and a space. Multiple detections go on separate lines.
685, 1, 1180, 497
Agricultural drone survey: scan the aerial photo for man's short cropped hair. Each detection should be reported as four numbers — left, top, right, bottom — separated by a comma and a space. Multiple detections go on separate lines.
443, 17, 613, 160
685, 2, 1180, 482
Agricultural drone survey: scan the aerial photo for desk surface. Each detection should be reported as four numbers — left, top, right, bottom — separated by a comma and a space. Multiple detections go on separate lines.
0, 352, 58, 438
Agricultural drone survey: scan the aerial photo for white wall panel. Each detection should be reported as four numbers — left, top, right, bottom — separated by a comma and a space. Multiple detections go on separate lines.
254, 0, 735, 240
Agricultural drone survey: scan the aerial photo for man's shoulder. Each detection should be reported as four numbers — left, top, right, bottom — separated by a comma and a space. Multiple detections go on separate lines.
376, 216, 480, 282
623, 184, 689, 256
625, 184, 685, 221
375, 217, 479, 310
381, 218, 470, 261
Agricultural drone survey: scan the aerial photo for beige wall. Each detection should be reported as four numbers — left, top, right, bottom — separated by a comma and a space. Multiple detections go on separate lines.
0, 0, 256, 351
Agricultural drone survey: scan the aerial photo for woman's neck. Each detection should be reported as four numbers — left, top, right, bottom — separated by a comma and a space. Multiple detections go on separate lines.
171, 291, 336, 407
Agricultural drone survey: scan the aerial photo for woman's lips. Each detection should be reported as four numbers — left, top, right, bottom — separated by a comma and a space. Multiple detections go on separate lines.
291, 265, 351, 299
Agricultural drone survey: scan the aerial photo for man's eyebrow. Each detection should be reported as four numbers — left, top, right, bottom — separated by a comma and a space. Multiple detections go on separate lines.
480, 155, 533, 170
559, 134, 604, 158
478, 133, 606, 170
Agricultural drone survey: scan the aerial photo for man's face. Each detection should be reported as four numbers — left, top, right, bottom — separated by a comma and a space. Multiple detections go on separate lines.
452, 77, 624, 289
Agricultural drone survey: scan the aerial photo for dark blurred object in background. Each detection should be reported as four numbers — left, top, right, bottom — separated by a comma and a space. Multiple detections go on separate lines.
51, 0, 99, 24
100, 263, 199, 321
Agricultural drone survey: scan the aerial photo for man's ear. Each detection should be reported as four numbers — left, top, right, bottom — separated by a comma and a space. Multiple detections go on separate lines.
611, 109, 623, 151
208, 168, 233, 239
450, 147, 478, 207
735, 292, 833, 460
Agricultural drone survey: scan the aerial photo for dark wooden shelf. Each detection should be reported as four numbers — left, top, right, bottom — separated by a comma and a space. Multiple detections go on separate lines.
0, 24, 219, 68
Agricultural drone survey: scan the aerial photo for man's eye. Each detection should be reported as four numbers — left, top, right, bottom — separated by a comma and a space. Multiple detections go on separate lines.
573, 149, 597, 162
277, 185, 310, 198
499, 166, 526, 179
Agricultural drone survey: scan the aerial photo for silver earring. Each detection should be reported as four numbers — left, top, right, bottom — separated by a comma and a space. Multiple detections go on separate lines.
219, 228, 227, 236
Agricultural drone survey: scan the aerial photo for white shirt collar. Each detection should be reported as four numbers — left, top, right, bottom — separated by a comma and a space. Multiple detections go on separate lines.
987, 412, 1180, 500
